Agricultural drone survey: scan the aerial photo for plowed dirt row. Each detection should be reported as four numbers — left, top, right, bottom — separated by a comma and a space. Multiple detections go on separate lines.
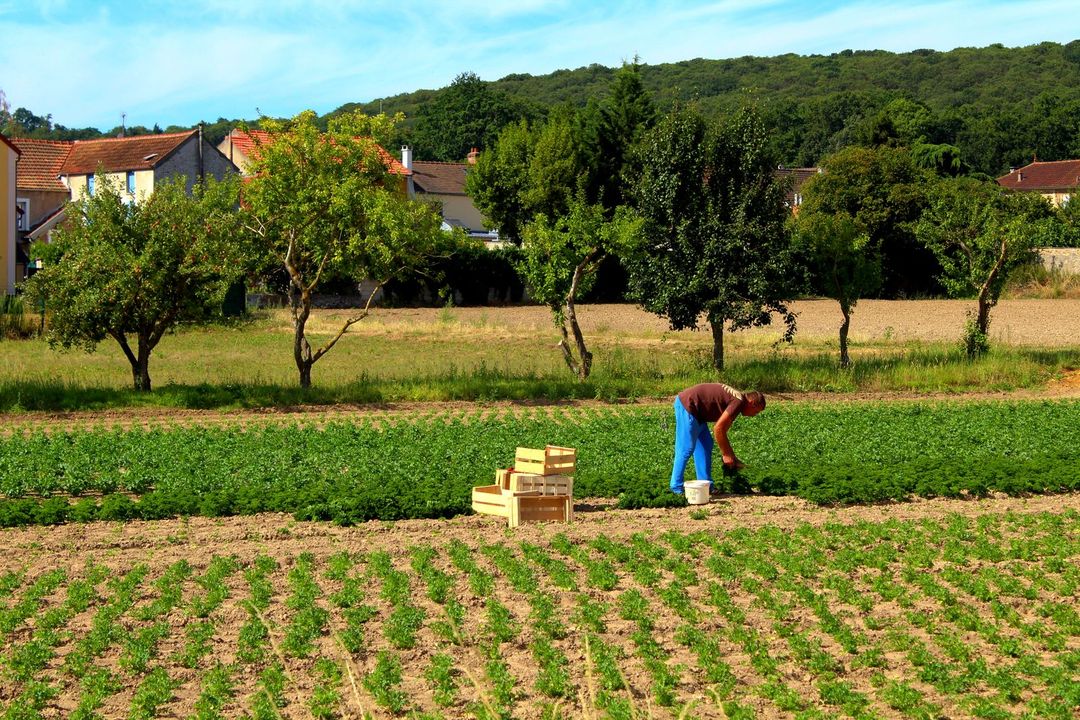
1, 494, 1077, 719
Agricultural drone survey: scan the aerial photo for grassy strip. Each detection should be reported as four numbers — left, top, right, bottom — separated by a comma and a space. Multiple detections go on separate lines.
0, 343, 1075, 412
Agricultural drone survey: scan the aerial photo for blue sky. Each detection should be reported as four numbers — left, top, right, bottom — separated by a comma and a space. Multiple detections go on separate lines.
2, 0, 1078, 131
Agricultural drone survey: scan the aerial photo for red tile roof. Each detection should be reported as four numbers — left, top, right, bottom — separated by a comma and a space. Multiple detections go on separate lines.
774, 166, 821, 207
224, 129, 410, 175
0, 132, 21, 157
59, 131, 195, 176
997, 159, 1080, 191
411, 161, 468, 195
10, 138, 72, 191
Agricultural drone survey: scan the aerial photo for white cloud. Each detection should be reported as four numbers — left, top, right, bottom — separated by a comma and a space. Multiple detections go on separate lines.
2, 0, 1079, 129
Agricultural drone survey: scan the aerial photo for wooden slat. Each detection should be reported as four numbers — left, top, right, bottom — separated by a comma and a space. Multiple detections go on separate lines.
509, 472, 573, 496
514, 445, 577, 476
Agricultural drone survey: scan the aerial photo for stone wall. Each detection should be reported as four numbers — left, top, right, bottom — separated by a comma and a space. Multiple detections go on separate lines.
1039, 248, 1080, 274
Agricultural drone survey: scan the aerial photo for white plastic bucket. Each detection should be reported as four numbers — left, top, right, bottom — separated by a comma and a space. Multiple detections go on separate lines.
684, 480, 711, 505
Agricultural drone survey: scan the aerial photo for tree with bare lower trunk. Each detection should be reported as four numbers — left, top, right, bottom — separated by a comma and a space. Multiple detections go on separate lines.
793, 211, 881, 367
625, 105, 798, 371
518, 201, 642, 380
915, 177, 1061, 358
239, 110, 453, 388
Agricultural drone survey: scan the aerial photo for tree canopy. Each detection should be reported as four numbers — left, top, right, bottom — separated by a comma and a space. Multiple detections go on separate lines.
26, 174, 243, 391
915, 177, 1062, 356
240, 110, 455, 388
625, 105, 799, 371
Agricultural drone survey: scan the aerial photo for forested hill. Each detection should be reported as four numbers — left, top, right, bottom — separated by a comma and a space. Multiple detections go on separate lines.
333, 41, 1080, 174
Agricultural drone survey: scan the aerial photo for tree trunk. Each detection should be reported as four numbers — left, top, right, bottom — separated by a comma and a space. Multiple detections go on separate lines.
556, 251, 600, 381
291, 278, 315, 389
709, 317, 724, 372
975, 293, 991, 338
113, 331, 153, 392
839, 303, 851, 369
133, 338, 152, 392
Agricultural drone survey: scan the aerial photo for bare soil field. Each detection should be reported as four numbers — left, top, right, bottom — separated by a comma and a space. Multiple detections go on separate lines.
337, 299, 1080, 347
1, 494, 1077, 719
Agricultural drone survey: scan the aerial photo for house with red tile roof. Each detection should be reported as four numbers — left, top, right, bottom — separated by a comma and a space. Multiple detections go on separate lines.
7, 130, 236, 285
10, 138, 71, 247
59, 129, 236, 202
400, 146, 498, 241
1, 133, 20, 293
996, 159, 1080, 207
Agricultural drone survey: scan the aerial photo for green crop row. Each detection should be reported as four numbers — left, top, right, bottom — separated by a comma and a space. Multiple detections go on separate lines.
0, 400, 1077, 526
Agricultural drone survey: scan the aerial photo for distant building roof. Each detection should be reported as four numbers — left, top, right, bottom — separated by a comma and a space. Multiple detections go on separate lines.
10, 138, 72, 191
223, 129, 410, 176
997, 159, 1080, 191
411, 161, 468, 195
774, 166, 820, 207
59, 131, 195, 176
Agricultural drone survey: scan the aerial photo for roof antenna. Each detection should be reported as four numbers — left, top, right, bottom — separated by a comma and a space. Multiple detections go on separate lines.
119, 112, 126, 138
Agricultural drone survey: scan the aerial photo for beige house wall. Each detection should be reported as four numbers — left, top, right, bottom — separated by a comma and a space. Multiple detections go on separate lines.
67, 169, 154, 201
216, 138, 253, 174
1039, 248, 1080, 274
428, 193, 489, 232
16, 189, 69, 229
1041, 191, 1073, 207
1, 144, 15, 294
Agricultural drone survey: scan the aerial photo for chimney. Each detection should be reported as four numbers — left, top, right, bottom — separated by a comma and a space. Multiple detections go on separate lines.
467, 147, 479, 165
1017, 172, 1024, 182
401, 145, 412, 171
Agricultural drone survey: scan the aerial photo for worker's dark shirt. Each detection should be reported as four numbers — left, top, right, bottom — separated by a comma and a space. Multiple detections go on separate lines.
678, 383, 745, 423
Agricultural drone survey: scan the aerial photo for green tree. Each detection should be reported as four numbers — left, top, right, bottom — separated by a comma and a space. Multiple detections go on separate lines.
466, 108, 587, 245
518, 201, 642, 380
799, 145, 931, 296
793, 211, 880, 367
915, 178, 1061, 356
239, 110, 452, 388
412, 72, 531, 161
581, 59, 658, 210
465, 120, 534, 243
26, 174, 242, 391
1058, 195, 1080, 247
625, 106, 798, 371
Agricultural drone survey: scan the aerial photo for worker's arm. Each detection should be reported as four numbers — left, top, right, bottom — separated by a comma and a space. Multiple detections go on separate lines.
713, 401, 744, 468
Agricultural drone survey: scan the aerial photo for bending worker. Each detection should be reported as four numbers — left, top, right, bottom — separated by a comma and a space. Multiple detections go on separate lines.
671, 383, 766, 495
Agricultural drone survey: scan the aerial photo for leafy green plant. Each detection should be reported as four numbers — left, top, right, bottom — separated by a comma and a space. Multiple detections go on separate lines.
363, 650, 408, 713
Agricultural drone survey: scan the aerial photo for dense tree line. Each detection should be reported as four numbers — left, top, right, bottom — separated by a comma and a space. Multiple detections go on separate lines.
335, 41, 1080, 174
6, 42, 1080, 174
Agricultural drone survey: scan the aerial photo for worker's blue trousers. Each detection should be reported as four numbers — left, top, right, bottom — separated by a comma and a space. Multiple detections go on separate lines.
670, 396, 713, 493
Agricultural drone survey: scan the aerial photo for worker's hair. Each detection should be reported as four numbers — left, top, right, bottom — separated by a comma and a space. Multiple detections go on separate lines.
745, 391, 766, 409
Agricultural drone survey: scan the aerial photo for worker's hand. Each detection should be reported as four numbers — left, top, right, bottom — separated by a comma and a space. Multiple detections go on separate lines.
722, 457, 745, 471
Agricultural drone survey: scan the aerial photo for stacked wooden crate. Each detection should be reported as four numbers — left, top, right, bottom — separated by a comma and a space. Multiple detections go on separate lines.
471, 445, 575, 528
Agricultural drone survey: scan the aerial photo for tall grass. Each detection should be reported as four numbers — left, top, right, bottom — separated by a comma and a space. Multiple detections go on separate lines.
0, 296, 41, 341
0, 343, 1073, 412
1003, 262, 1080, 299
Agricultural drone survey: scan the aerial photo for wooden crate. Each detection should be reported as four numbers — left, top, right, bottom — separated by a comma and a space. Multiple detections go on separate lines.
472, 485, 514, 519
510, 494, 573, 528
494, 468, 512, 490
515, 445, 576, 476
472, 485, 573, 527
508, 471, 573, 498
